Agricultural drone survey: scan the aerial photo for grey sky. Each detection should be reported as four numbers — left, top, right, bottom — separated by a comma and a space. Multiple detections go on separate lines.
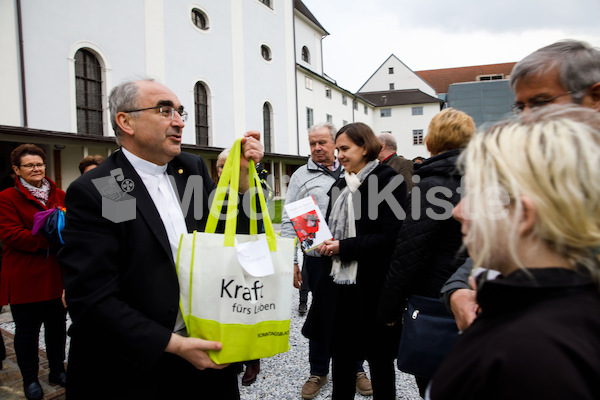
301, 0, 600, 92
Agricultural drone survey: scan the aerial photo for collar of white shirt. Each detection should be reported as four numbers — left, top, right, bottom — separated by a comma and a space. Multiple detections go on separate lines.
121, 147, 169, 175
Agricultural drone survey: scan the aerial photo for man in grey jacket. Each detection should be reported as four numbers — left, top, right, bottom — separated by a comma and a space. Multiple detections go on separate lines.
281, 123, 372, 399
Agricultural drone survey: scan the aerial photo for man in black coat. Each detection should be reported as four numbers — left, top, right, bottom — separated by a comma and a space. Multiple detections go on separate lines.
59, 79, 263, 399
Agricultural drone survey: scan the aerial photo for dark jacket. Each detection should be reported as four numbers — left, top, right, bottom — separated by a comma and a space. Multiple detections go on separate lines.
0, 177, 65, 305
302, 164, 406, 355
430, 267, 600, 400
379, 149, 467, 323
383, 153, 414, 194
59, 150, 239, 398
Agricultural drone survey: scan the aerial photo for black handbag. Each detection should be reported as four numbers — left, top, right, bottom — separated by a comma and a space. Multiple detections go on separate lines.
396, 294, 459, 378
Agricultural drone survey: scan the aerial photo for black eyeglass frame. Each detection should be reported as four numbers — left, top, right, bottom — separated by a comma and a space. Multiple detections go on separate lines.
510, 87, 589, 114
19, 163, 46, 170
122, 105, 188, 121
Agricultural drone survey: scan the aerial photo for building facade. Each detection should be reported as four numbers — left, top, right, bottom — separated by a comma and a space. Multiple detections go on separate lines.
1, 0, 301, 192
5, 0, 504, 197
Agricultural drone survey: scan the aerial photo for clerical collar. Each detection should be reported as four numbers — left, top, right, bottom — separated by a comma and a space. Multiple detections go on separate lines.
316, 158, 340, 171
121, 148, 168, 176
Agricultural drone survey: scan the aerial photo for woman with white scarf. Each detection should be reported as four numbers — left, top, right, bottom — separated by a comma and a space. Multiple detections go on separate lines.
302, 123, 407, 399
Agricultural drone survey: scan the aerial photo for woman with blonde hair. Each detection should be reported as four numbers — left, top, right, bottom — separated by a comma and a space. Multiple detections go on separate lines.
428, 105, 600, 400
379, 108, 475, 396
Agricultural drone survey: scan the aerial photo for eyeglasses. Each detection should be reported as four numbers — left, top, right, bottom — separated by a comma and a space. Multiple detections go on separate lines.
511, 90, 575, 114
20, 163, 46, 170
122, 105, 188, 122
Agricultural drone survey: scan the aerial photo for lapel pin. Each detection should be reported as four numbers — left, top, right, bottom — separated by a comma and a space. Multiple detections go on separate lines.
178, 169, 184, 174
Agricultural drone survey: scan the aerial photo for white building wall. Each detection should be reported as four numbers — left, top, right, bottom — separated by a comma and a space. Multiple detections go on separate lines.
3, 0, 439, 192
3, 0, 298, 189
294, 13, 324, 75
7, 0, 297, 152
352, 100, 375, 126
241, 0, 294, 154
18, 0, 146, 134
283, 2, 299, 155
296, 70, 359, 157
160, 0, 296, 153
0, 0, 22, 127
358, 55, 436, 97
372, 103, 438, 160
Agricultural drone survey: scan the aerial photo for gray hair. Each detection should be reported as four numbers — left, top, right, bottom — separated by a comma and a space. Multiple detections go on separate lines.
377, 132, 397, 151
109, 79, 154, 142
217, 148, 230, 163
510, 40, 600, 104
309, 122, 336, 142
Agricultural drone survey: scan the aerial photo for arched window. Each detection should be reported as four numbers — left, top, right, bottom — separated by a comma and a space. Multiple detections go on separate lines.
75, 49, 103, 136
261, 45, 272, 61
191, 8, 209, 30
301, 46, 310, 64
263, 102, 273, 153
194, 82, 209, 146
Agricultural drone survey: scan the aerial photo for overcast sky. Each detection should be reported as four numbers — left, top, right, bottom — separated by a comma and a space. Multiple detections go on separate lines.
300, 0, 600, 92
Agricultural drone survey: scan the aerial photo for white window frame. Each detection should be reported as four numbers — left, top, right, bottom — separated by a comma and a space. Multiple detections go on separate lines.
68, 41, 112, 136
190, 6, 210, 33
306, 107, 314, 130
413, 129, 424, 145
305, 76, 313, 91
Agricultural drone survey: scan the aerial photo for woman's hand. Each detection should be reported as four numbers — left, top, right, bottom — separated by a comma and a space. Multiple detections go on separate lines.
316, 239, 340, 256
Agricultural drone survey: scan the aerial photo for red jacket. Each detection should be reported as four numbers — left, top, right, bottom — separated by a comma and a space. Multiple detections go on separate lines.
0, 177, 65, 305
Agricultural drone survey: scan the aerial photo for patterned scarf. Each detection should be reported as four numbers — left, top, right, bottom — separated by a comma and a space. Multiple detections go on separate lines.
327, 160, 378, 284
21, 177, 51, 206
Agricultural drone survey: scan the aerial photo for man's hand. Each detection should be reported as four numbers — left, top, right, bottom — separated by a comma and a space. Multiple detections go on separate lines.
449, 283, 479, 332
293, 263, 302, 289
241, 130, 263, 167
165, 333, 229, 370
239, 131, 263, 192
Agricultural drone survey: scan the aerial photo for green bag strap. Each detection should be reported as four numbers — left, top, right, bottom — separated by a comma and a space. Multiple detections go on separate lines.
248, 161, 258, 236
205, 139, 242, 241
248, 159, 277, 251
204, 138, 277, 251
188, 230, 196, 316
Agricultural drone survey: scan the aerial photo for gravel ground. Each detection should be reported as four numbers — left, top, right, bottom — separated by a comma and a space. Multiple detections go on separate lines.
0, 291, 421, 400
238, 289, 422, 400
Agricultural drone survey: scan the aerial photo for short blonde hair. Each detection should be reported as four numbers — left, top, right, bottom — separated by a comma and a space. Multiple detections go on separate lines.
426, 108, 475, 156
461, 105, 600, 279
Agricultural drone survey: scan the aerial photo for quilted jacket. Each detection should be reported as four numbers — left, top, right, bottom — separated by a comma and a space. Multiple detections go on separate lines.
378, 149, 467, 324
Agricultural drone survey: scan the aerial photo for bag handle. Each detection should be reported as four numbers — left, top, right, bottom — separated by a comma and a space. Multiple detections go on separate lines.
204, 138, 277, 251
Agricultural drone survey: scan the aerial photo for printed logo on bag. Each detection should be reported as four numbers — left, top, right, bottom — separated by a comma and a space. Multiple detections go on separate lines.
221, 279, 279, 315
92, 168, 136, 223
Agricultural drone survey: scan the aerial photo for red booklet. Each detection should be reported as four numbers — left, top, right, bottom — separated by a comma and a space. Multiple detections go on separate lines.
284, 195, 333, 252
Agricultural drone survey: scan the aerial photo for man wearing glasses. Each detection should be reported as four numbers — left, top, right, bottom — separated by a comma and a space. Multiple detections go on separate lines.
511, 40, 600, 114
59, 79, 262, 399
442, 39, 600, 333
